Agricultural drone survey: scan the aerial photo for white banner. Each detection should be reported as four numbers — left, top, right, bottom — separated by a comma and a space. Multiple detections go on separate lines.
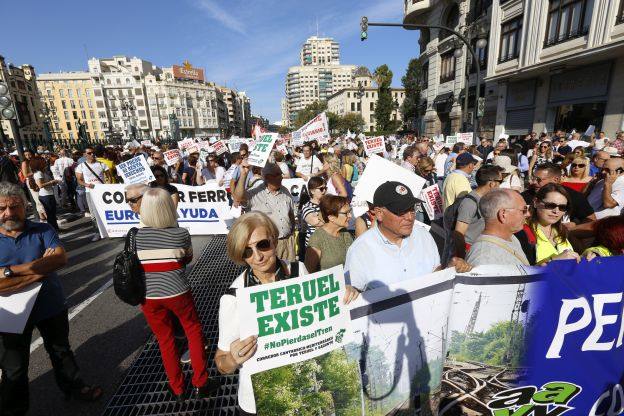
363, 136, 385, 156
281, 178, 306, 205
294, 112, 331, 145
140, 140, 152, 147
248, 133, 279, 168
87, 183, 231, 238
116, 156, 155, 185
238, 265, 351, 375
177, 138, 195, 152
353, 154, 426, 204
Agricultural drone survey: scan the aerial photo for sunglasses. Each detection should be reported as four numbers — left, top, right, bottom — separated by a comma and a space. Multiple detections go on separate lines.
243, 239, 272, 259
571, 163, 586, 168
602, 167, 624, 175
540, 146, 549, 149
539, 202, 568, 212
85, 152, 94, 155
313, 186, 327, 192
126, 195, 142, 205
153, 157, 162, 160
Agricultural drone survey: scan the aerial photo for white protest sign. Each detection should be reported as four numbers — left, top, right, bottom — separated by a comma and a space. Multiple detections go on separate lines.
282, 178, 307, 205
177, 138, 195, 152
87, 183, 231, 238
212, 140, 228, 156
567, 140, 590, 148
185, 145, 199, 156
163, 149, 181, 166
445, 135, 458, 145
276, 143, 288, 156
227, 137, 244, 153
584, 125, 596, 137
363, 136, 386, 156
0, 283, 42, 333
291, 130, 303, 147
457, 132, 473, 144
238, 265, 351, 375
248, 133, 279, 168
353, 154, 426, 204
295, 112, 331, 145
140, 140, 152, 147
435, 134, 445, 142
419, 184, 444, 220
116, 156, 155, 185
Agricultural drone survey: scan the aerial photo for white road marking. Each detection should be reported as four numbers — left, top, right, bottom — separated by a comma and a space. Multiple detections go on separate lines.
30, 278, 113, 353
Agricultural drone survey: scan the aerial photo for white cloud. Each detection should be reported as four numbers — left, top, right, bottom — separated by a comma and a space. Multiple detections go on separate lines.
194, 0, 247, 34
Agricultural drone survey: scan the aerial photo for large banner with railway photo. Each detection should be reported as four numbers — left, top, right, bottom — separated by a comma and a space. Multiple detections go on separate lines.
86, 183, 231, 237
250, 265, 543, 415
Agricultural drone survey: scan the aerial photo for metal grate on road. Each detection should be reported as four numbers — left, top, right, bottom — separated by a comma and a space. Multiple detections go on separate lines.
102, 235, 244, 416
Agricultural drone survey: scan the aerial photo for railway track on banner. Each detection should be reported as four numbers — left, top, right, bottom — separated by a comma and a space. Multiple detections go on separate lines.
438, 360, 526, 415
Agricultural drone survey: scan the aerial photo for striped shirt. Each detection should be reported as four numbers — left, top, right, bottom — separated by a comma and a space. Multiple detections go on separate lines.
135, 227, 191, 298
301, 201, 320, 247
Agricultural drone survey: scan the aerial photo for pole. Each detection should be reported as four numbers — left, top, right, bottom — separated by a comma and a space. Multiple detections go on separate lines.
367, 21, 482, 144
10, 119, 25, 160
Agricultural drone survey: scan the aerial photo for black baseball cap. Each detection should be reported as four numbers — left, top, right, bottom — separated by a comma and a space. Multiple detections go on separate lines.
373, 181, 421, 215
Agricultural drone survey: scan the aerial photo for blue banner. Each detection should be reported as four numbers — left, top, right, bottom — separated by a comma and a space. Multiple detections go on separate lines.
514, 257, 624, 415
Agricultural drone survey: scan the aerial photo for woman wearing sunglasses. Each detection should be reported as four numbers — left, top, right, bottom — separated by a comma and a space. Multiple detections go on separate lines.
150, 165, 179, 207
561, 156, 592, 193
216, 212, 307, 415
305, 195, 354, 273
518, 183, 580, 265
528, 141, 553, 181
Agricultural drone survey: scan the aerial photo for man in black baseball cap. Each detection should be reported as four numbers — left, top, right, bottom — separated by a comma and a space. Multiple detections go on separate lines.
344, 180, 472, 299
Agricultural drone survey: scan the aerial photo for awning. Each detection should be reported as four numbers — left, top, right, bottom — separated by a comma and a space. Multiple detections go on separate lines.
433, 92, 454, 104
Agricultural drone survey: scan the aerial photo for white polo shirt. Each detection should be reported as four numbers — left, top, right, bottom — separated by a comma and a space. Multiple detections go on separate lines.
345, 223, 440, 291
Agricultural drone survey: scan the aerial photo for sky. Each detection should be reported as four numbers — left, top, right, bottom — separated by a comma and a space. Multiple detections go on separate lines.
4, 0, 420, 123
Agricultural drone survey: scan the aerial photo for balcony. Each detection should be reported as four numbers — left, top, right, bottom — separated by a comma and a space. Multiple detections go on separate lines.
404, 0, 433, 25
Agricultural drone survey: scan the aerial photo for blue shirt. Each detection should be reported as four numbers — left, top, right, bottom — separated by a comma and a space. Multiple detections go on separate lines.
444, 152, 457, 177
344, 223, 440, 291
0, 221, 67, 323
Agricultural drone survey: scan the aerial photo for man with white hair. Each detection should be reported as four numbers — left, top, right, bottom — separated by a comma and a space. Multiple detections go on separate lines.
466, 189, 531, 266
0, 182, 102, 414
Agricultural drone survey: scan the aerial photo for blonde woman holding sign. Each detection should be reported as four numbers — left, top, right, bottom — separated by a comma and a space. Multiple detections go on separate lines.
215, 212, 308, 415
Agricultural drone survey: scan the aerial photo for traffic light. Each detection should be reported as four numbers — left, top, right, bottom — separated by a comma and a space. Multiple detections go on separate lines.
360, 16, 368, 41
0, 81, 17, 120
477, 97, 485, 118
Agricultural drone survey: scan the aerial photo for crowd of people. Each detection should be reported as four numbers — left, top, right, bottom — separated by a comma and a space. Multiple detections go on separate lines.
1, 127, 624, 415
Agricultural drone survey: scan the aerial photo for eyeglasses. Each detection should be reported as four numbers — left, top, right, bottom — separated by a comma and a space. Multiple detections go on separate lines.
571, 163, 586, 168
539, 202, 568, 212
313, 186, 327, 192
602, 167, 624, 175
152, 157, 162, 160
126, 195, 142, 205
540, 145, 549, 149
85, 152, 94, 155
337, 210, 352, 217
243, 239, 273, 259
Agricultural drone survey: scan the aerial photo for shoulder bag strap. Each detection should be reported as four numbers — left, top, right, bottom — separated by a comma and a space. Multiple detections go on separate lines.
84, 162, 105, 184
477, 237, 530, 266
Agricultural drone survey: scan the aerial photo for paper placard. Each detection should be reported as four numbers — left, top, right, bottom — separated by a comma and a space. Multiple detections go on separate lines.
238, 265, 351, 375
445, 135, 458, 145
294, 112, 331, 145
248, 133, 279, 168
419, 184, 444, 220
177, 138, 195, 152
116, 156, 155, 185
163, 149, 181, 166
212, 140, 228, 156
457, 132, 473, 144
353, 154, 426, 204
0, 283, 42, 333
584, 125, 595, 137
363, 136, 386, 156
140, 140, 152, 147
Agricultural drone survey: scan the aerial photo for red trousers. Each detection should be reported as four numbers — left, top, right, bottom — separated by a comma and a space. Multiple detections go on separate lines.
141, 291, 208, 394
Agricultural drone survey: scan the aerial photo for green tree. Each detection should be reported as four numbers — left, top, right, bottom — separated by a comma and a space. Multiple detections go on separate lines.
337, 112, 365, 133
401, 58, 423, 132
293, 100, 340, 134
373, 65, 394, 134
277, 124, 291, 135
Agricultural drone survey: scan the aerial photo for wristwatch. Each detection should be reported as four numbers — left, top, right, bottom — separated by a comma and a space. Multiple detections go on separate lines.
3, 266, 14, 279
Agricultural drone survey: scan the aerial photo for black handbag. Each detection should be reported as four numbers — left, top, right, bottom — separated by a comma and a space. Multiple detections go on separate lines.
113, 227, 145, 305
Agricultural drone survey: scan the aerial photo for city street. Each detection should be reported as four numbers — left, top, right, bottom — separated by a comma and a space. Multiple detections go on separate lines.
25, 215, 212, 416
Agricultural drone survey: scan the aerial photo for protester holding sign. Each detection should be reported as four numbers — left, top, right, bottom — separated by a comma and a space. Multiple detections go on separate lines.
305, 195, 353, 273
216, 212, 308, 415
150, 165, 179, 206
294, 144, 322, 181
197, 154, 226, 186
232, 161, 297, 261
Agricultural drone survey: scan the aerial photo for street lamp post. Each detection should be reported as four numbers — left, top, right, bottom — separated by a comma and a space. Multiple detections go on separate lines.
121, 100, 136, 141
362, 18, 487, 144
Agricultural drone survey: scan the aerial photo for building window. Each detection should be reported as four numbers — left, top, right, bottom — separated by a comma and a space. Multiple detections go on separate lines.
351, 102, 355, 111
61, 101, 67, 109
499, 17, 522, 63
370, 102, 374, 111
470, 0, 492, 22
421, 62, 429, 89
439, 51, 456, 83
439, 3, 460, 41
66, 122, 72, 131
545, 0, 594, 47
59, 89, 65, 98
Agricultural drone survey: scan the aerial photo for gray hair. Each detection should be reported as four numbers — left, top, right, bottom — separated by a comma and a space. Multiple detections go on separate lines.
479, 189, 516, 221
0, 182, 28, 206
124, 183, 148, 195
